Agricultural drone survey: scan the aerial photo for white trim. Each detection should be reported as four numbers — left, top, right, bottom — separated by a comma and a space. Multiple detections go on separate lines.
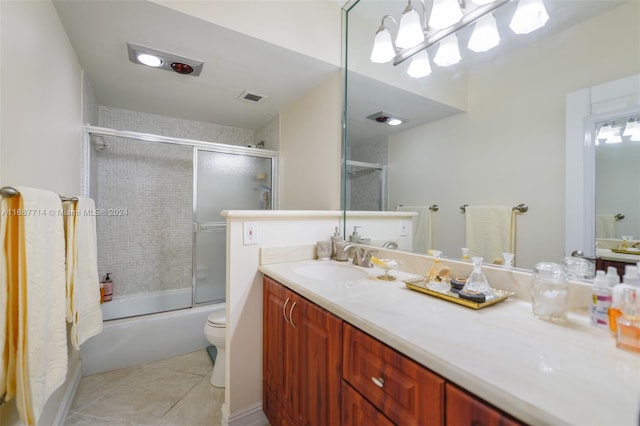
52, 360, 82, 426
226, 403, 268, 426
222, 209, 416, 219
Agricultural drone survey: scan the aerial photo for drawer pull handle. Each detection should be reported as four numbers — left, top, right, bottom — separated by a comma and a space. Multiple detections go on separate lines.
289, 302, 297, 328
282, 298, 290, 323
371, 377, 384, 388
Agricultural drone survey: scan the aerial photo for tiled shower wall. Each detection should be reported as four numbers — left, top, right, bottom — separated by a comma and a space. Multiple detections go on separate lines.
93, 107, 256, 298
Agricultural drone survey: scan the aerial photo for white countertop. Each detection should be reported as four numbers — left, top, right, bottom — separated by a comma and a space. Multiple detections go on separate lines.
597, 247, 640, 263
259, 259, 640, 426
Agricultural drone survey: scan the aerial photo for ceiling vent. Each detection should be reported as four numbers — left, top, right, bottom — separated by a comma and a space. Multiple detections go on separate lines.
237, 91, 268, 103
127, 42, 204, 76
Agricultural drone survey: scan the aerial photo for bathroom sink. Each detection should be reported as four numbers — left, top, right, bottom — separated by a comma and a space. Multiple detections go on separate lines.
294, 263, 368, 281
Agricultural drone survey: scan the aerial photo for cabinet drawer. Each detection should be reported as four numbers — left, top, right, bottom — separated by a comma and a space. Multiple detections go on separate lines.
343, 324, 444, 425
446, 383, 523, 426
342, 381, 394, 426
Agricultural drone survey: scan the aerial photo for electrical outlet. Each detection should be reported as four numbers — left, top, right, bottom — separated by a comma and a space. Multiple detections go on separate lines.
399, 220, 409, 236
243, 222, 258, 245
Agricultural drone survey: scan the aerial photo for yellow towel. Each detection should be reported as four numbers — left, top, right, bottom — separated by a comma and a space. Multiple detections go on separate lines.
465, 206, 515, 263
596, 214, 616, 238
397, 206, 432, 253
63, 198, 102, 350
1, 187, 68, 425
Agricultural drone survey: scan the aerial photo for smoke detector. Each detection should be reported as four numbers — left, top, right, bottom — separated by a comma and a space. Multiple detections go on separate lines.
237, 91, 268, 103
366, 111, 409, 126
127, 42, 203, 76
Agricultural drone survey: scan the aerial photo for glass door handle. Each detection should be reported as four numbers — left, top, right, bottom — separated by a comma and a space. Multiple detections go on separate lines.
195, 222, 226, 232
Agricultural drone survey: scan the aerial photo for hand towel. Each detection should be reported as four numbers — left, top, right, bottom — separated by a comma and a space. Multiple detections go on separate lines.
4, 186, 68, 425
397, 206, 432, 254
596, 214, 616, 238
465, 205, 515, 263
63, 198, 103, 350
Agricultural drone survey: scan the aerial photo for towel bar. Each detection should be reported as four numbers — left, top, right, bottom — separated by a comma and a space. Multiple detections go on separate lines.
0, 186, 78, 202
460, 203, 528, 213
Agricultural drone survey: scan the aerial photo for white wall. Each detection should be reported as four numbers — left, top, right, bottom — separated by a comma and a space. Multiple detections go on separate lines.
388, 1, 640, 269
0, 0, 83, 195
0, 1, 84, 424
150, 0, 342, 67
279, 72, 343, 210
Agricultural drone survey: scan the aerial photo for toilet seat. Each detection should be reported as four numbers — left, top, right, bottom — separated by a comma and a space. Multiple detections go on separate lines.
207, 313, 226, 328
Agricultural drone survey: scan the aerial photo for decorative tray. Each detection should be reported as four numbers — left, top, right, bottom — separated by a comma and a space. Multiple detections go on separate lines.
610, 248, 640, 256
403, 278, 513, 310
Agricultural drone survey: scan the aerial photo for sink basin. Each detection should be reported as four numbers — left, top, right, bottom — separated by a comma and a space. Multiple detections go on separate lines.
294, 263, 368, 281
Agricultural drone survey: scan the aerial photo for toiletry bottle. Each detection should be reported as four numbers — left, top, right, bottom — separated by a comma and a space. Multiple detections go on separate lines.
330, 226, 342, 259
99, 282, 105, 304
590, 270, 612, 329
102, 273, 113, 302
609, 266, 639, 334
615, 284, 640, 353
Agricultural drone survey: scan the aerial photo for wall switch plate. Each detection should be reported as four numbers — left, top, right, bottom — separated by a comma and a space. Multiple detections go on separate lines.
399, 220, 409, 236
243, 221, 258, 245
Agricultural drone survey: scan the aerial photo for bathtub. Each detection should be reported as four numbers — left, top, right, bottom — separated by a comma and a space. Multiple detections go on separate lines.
80, 301, 224, 376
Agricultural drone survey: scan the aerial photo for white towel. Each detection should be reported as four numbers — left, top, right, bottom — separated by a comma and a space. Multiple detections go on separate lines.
596, 214, 616, 238
397, 206, 432, 254
63, 198, 102, 350
465, 205, 515, 264
2, 187, 68, 425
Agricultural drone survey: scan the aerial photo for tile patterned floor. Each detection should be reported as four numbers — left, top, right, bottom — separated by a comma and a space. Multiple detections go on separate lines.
65, 350, 224, 426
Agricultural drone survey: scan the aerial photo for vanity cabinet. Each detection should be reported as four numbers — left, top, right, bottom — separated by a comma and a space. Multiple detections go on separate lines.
263, 276, 342, 426
342, 323, 444, 426
446, 383, 523, 426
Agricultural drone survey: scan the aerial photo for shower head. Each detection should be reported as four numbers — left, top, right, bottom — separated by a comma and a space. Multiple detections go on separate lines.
91, 135, 111, 150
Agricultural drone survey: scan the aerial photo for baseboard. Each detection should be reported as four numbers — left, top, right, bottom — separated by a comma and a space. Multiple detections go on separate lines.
53, 360, 82, 426
225, 402, 268, 426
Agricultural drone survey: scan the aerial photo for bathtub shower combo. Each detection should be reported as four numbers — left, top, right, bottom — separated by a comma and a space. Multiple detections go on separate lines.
79, 127, 275, 376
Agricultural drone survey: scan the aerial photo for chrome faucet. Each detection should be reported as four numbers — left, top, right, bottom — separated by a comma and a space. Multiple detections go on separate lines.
382, 241, 398, 249
342, 244, 377, 267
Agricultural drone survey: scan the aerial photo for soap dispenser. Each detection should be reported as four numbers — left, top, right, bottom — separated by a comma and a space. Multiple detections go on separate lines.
349, 226, 362, 243
330, 226, 343, 259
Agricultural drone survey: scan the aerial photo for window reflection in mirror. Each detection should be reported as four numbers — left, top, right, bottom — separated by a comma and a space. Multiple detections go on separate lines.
343, 0, 640, 269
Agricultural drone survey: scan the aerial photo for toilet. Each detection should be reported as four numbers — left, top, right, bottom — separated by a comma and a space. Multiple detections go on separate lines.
204, 312, 226, 388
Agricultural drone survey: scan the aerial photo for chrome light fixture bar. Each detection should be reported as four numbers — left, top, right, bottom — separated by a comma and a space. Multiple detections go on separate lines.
393, 0, 510, 66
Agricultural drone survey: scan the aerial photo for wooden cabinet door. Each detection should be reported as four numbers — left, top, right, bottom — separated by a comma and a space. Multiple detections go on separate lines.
342, 381, 394, 426
445, 383, 523, 426
263, 277, 297, 421
294, 295, 343, 426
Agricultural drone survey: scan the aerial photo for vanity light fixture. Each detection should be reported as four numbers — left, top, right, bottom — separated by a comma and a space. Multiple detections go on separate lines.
369, 0, 551, 78
433, 33, 462, 66
623, 117, 640, 138
370, 16, 398, 63
127, 42, 204, 76
407, 50, 432, 78
596, 123, 613, 141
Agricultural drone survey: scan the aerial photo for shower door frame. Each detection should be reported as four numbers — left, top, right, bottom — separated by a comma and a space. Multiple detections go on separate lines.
81, 125, 278, 311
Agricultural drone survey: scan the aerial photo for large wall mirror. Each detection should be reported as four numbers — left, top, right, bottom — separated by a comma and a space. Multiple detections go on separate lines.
343, 0, 640, 269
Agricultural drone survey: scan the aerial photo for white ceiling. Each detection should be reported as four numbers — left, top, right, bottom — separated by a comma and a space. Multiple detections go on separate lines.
53, 0, 339, 130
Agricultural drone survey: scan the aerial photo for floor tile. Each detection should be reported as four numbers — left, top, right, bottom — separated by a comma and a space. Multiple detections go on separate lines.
144, 349, 214, 377
159, 375, 225, 426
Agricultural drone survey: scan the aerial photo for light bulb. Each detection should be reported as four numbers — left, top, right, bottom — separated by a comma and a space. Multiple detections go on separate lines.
396, 6, 425, 49
428, 0, 463, 30
370, 28, 396, 63
510, 0, 549, 35
433, 34, 461, 67
407, 50, 432, 78
388, 118, 403, 126
468, 14, 500, 53
137, 53, 162, 67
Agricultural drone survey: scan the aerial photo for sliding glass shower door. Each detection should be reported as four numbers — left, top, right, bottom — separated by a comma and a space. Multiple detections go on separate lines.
194, 149, 273, 304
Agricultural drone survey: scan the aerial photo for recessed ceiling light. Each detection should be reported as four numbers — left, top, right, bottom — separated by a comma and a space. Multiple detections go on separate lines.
366, 111, 409, 126
388, 118, 403, 126
127, 42, 204, 76
137, 53, 162, 67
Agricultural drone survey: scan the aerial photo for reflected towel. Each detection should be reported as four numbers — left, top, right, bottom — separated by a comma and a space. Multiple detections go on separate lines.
397, 206, 432, 254
596, 214, 616, 238
465, 206, 515, 263
2, 187, 67, 425
63, 198, 102, 350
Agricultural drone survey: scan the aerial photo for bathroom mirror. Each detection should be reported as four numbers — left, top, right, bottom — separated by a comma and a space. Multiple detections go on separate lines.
343, 0, 640, 269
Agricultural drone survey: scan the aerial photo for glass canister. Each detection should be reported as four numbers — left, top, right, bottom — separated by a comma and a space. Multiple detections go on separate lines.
531, 262, 570, 322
